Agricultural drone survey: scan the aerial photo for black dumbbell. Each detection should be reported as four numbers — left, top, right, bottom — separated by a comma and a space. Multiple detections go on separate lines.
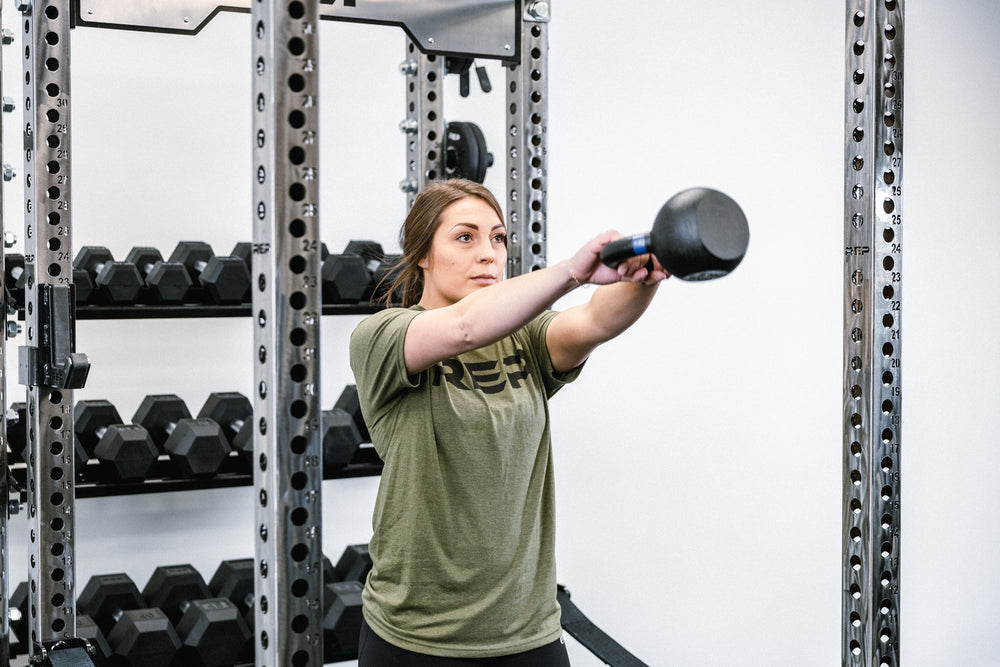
322, 408, 363, 470
73, 246, 144, 304
6, 402, 27, 464
230, 242, 252, 273
209, 559, 254, 617
197, 392, 251, 450
168, 241, 251, 304
133, 395, 230, 478
77, 613, 113, 667
334, 384, 370, 442
78, 572, 182, 667
143, 564, 252, 667
598, 187, 750, 281
322, 253, 372, 304
5, 253, 27, 302
231, 417, 254, 471
124, 247, 193, 304
324, 581, 364, 659
3, 253, 92, 306
74, 266, 95, 304
9, 581, 28, 652
333, 544, 373, 584
74, 400, 159, 482
321, 544, 371, 659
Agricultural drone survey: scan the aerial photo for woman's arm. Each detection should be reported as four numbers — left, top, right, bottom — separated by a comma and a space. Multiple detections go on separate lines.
545, 274, 664, 373
403, 230, 652, 374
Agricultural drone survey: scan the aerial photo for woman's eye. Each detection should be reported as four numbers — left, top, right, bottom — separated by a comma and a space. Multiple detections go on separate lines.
493, 234, 507, 244
457, 233, 472, 242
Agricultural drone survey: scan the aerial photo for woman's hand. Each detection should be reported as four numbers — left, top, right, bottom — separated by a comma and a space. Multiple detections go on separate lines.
567, 230, 671, 287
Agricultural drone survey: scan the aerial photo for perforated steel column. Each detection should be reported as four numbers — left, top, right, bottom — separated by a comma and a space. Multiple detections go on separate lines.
20, 0, 78, 654
251, 0, 324, 664
843, 2, 903, 665
400, 40, 445, 207
505, 1, 549, 277
0, 2, 9, 659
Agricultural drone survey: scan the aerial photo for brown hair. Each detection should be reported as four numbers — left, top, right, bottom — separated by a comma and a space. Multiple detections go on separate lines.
379, 179, 505, 307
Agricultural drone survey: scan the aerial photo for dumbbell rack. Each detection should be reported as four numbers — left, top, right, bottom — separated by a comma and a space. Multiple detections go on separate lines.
0, 1, 549, 666
843, 2, 904, 666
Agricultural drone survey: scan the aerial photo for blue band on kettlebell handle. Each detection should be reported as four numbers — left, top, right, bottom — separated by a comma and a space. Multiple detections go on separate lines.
631, 235, 648, 256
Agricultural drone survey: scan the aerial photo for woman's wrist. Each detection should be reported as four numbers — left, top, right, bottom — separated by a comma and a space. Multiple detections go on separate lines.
563, 261, 588, 289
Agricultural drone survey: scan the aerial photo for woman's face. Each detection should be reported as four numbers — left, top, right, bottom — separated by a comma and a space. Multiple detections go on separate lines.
418, 196, 507, 308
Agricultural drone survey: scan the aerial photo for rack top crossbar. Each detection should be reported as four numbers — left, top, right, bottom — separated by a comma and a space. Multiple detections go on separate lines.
74, 0, 520, 60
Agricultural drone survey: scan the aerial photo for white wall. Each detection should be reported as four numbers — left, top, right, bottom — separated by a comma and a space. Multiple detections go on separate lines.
2, 1, 999, 665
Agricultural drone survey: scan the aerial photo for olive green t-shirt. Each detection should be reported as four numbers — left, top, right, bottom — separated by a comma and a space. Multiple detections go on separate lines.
348, 306, 581, 658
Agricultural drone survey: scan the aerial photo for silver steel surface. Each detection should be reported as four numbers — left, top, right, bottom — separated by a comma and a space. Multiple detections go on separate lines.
252, 0, 324, 664
0, 0, 9, 659
400, 41, 444, 210
77, 0, 518, 59
843, 2, 903, 665
504, 6, 549, 277
20, 0, 79, 654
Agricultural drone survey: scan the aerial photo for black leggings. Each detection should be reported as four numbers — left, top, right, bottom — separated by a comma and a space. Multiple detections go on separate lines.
358, 617, 571, 667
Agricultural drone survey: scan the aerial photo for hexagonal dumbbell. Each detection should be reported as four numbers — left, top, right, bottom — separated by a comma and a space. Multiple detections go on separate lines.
76, 613, 113, 667
108, 607, 181, 667
124, 246, 192, 304
74, 400, 159, 482
343, 240, 403, 303
9, 580, 28, 651
7, 252, 93, 306
143, 564, 251, 667
322, 253, 372, 304
197, 391, 251, 453
324, 581, 364, 660
322, 408, 362, 470
6, 401, 27, 464
133, 395, 230, 478
231, 416, 254, 472
73, 246, 144, 305
73, 266, 95, 305
168, 241, 251, 304
209, 559, 254, 617
77, 573, 147, 637
230, 241, 252, 273
333, 544, 373, 585
5, 253, 26, 303
334, 384, 370, 442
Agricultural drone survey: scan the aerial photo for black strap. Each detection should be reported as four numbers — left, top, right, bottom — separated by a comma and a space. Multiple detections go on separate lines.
557, 585, 650, 667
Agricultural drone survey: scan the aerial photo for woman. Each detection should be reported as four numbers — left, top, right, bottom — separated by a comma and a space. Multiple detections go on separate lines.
349, 179, 668, 665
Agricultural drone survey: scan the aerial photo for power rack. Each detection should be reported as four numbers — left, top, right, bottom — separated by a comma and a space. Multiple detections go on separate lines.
0, 0, 555, 664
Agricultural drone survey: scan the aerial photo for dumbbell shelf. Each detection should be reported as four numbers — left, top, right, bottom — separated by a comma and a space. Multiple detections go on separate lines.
14, 302, 384, 320
8, 448, 383, 500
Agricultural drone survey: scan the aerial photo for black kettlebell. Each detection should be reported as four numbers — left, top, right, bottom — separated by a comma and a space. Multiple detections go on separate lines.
599, 187, 749, 281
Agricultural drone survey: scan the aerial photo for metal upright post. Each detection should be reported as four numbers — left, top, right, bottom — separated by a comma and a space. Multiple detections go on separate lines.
505, 1, 549, 277
400, 39, 445, 208
843, 2, 903, 666
251, 0, 325, 663
19, 0, 88, 657
0, 3, 9, 661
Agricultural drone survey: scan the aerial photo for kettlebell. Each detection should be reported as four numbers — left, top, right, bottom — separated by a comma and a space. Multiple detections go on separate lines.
599, 187, 749, 281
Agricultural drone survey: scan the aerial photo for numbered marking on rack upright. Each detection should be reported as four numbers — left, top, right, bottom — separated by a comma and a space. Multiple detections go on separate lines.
21, 0, 78, 653
505, 4, 549, 277
252, 0, 324, 665
843, 2, 903, 666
